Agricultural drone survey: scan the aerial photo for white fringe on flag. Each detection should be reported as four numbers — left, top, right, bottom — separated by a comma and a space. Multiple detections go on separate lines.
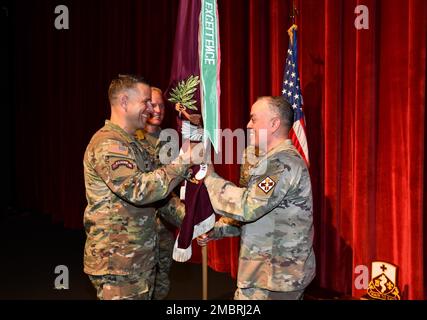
173, 213, 216, 262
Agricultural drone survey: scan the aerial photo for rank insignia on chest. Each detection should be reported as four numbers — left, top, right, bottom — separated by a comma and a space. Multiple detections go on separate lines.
258, 176, 276, 194
135, 129, 145, 140
111, 159, 134, 170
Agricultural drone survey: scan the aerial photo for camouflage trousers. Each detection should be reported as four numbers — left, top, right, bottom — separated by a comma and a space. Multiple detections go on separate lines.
234, 287, 304, 300
89, 269, 155, 300
152, 217, 176, 300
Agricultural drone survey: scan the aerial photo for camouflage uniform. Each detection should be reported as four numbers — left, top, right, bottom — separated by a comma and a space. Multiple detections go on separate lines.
83, 121, 188, 300
88, 271, 154, 300
138, 128, 177, 300
209, 145, 261, 240
239, 145, 258, 187
204, 139, 315, 300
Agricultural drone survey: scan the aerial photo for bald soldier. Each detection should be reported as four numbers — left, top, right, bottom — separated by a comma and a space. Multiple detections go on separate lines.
83, 75, 194, 300
199, 96, 315, 300
135, 87, 177, 300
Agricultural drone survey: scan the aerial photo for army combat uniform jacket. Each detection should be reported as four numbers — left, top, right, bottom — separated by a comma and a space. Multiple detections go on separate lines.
83, 121, 188, 276
136, 128, 179, 299
204, 139, 315, 292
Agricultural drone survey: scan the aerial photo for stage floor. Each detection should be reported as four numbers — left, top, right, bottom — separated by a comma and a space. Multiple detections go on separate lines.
0, 210, 342, 300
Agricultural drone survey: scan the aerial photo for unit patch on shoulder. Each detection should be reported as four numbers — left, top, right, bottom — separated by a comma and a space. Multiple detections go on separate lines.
111, 159, 134, 170
257, 176, 276, 194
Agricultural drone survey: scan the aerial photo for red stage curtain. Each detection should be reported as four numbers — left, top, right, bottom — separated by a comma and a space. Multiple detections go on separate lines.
13, 0, 426, 299
13, 0, 179, 227
178, 0, 427, 299
300, 0, 426, 300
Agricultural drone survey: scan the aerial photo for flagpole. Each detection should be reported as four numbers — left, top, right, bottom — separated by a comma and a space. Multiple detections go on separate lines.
199, 0, 221, 300
202, 245, 208, 300
290, 0, 298, 25
201, 138, 210, 300
283, 1, 310, 166
291, 0, 295, 24
201, 139, 208, 300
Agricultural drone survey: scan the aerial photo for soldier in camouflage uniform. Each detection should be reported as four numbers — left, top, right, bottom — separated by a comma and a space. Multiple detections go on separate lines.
83, 75, 192, 300
135, 87, 176, 300
200, 96, 315, 300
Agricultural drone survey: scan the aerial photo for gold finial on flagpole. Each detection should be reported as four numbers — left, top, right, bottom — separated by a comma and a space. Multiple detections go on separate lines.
288, 24, 297, 45
288, 0, 298, 45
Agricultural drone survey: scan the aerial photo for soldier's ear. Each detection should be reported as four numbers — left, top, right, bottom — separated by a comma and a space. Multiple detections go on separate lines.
271, 117, 281, 133
119, 94, 128, 111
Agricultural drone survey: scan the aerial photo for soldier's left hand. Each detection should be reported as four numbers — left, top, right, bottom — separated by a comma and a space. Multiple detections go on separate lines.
205, 163, 215, 177
196, 229, 215, 246
180, 140, 203, 164
189, 142, 205, 165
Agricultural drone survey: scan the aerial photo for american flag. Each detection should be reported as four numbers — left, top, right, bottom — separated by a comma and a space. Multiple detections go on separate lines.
282, 26, 309, 166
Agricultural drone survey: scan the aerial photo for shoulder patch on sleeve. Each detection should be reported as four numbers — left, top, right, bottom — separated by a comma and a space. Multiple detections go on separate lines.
257, 176, 276, 194
108, 141, 129, 156
107, 156, 137, 180
111, 159, 134, 170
